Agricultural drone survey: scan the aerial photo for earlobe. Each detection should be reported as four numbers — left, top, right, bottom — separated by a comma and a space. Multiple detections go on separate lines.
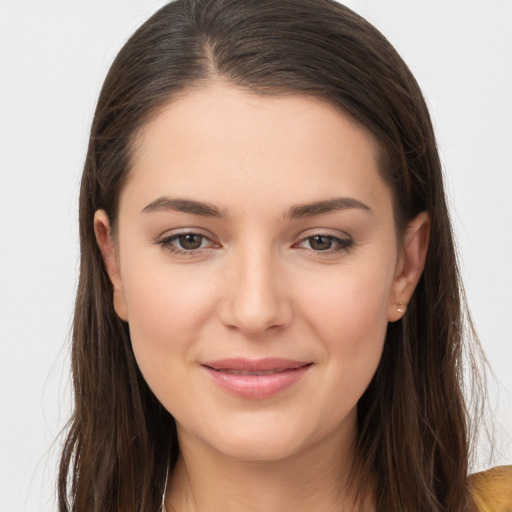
388, 211, 430, 322
93, 210, 128, 321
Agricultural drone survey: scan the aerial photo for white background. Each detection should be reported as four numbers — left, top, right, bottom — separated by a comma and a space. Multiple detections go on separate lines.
0, 1, 511, 511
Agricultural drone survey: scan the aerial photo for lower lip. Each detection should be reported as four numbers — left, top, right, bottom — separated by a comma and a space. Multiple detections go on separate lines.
203, 365, 312, 400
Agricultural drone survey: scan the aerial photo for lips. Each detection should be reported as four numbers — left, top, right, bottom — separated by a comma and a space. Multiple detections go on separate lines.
201, 358, 312, 399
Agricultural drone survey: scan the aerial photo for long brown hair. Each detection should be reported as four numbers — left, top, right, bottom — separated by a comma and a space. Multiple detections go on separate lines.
59, 1, 485, 510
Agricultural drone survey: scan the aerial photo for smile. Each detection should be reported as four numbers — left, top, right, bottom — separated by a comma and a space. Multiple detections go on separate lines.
201, 358, 313, 400
214, 368, 292, 376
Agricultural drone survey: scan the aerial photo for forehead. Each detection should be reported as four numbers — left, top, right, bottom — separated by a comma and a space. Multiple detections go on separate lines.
122, 81, 391, 218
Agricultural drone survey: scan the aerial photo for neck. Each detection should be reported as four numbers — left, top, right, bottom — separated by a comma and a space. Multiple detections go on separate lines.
165, 419, 375, 512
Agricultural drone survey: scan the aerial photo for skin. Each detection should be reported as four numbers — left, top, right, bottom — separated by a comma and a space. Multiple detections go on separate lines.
95, 81, 429, 512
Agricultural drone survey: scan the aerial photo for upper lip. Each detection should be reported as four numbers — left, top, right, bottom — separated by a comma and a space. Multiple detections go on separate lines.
202, 358, 311, 372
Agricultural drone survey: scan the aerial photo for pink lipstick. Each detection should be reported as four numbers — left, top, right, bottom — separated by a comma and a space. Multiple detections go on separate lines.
201, 358, 312, 399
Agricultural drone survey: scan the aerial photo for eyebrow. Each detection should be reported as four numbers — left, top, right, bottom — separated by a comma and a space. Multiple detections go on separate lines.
142, 197, 225, 217
141, 196, 371, 219
284, 197, 372, 219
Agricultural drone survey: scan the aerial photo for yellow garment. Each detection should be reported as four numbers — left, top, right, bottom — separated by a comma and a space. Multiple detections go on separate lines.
470, 465, 512, 512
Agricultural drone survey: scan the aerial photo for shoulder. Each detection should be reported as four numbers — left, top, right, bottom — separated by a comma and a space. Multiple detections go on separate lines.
469, 465, 512, 512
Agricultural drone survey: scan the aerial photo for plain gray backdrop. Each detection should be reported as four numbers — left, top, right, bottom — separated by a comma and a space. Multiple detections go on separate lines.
1, 1, 511, 511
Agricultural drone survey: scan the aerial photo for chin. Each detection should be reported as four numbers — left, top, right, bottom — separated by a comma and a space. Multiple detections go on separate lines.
209, 431, 308, 462
179, 409, 344, 464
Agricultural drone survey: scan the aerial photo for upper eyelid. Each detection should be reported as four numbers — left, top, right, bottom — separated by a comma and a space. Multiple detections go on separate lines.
296, 227, 352, 238
161, 232, 218, 247
294, 232, 353, 249
156, 227, 216, 242
294, 234, 353, 249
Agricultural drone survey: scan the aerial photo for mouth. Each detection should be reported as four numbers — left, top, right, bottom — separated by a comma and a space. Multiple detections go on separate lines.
210, 368, 301, 375
201, 358, 313, 399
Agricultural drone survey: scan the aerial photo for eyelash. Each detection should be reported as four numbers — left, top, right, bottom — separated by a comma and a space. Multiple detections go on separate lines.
156, 231, 354, 255
156, 232, 217, 255
295, 233, 354, 253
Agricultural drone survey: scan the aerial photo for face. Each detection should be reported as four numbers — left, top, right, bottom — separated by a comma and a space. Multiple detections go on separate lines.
96, 81, 427, 463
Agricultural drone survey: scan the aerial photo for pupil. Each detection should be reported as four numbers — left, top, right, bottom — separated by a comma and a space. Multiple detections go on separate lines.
311, 236, 332, 250
180, 234, 202, 250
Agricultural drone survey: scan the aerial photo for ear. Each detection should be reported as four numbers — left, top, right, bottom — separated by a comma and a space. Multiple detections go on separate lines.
387, 211, 430, 322
93, 210, 128, 321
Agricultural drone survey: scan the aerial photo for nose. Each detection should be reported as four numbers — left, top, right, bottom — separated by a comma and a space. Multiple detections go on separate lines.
218, 247, 293, 337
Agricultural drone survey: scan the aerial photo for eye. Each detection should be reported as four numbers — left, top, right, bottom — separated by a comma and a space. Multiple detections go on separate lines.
175, 233, 206, 250
296, 234, 353, 253
157, 231, 217, 254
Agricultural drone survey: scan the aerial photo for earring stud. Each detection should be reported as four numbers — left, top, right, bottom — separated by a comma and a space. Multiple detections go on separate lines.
396, 302, 406, 313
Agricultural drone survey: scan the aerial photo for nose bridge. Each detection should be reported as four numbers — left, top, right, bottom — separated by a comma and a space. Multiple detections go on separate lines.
221, 240, 291, 336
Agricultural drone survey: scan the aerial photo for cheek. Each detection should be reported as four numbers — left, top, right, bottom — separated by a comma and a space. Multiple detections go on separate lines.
297, 263, 392, 390
120, 259, 217, 386
300, 261, 391, 335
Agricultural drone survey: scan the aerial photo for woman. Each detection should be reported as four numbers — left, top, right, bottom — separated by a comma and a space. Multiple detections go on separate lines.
58, 0, 511, 510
